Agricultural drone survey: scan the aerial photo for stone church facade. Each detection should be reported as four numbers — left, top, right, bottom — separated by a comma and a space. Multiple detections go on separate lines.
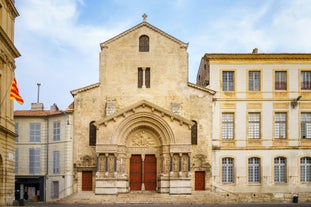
71, 17, 215, 195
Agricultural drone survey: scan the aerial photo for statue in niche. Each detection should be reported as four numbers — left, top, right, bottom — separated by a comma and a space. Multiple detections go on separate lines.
173, 154, 179, 172
99, 156, 106, 172
108, 156, 115, 173
182, 155, 188, 172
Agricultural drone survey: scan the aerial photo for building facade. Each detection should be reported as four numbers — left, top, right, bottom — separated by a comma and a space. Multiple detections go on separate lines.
0, 0, 20, 205
71, 17, 215, 195
197, 51, 311, 201
69, 17, 311, 202
14, 103, 74, 202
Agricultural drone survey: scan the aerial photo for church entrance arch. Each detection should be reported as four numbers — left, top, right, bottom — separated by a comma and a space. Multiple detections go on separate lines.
126, 127, 160, 191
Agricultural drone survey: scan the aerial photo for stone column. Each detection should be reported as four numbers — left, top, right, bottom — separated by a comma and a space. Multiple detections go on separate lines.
187, 153, 191, 177
169, 153, 173, 176
114, 154, 117, 178
142, 68, 146, 88
179, 153, 182, 177
105, 153, 109, 176
141, 154, 145, 190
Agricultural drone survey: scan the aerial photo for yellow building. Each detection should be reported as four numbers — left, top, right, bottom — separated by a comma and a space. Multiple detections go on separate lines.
0, 0, 20, 205
197, 50, 311, 202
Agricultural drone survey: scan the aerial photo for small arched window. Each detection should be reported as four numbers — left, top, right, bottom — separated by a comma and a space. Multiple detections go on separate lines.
191, 120, 197, 145
89, 121, 96, 146
139, 35, 149, 52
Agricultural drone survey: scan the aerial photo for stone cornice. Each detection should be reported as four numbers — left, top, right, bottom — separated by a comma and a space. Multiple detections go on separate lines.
100, 21, 188, 49
0, 26, 20, 59
204, 53, 311, 64
96, 99, 194, 128
0, 124, 16, 137
3, 0, 20, 18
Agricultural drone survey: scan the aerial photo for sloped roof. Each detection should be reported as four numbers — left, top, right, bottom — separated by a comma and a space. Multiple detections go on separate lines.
187, 82, 216, 95
70, 82, 100, 96
14, 110, 64, 117
100, 20, 188, 49
96, 99, 194, 128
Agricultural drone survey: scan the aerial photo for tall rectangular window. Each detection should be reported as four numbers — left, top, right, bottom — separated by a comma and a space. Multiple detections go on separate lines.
222, 71, 234, 91
274, 157, 287, 183
145, 67, 150, 88
53, 151, 60, 174
275, 71, 287, 90
138, 67, 150, 88
191, 121, 198, 145
30, 123, 41, 142
248, 157, 261, 183
248, 113, 260, 139
249, 71, 260, 91
53, 121, 60, 141
301, 71, 311, 90
300, 157, 311, 182
222, 157, 234, 183
29, 148, 40, 174
138, 68, 143, 88
222, 113, 234, 139
275, 113, 287, 139
301, 113, 311, 139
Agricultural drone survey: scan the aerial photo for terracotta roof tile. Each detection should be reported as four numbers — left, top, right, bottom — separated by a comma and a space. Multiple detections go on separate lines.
14, 110, 64, 117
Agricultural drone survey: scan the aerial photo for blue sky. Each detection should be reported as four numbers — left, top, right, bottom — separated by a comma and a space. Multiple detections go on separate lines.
14, 0, 311, 110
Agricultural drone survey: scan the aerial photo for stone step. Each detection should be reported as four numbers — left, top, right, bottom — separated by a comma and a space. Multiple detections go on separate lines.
57, 191, 237, 205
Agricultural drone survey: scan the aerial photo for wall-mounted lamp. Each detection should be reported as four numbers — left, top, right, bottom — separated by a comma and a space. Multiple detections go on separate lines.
291, 95, 302, 109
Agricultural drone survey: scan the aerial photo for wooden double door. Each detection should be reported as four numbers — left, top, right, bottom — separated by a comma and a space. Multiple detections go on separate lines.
130, 154, 157, 191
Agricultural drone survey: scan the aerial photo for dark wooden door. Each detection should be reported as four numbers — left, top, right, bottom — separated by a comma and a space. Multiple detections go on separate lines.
144, 155, 157, 190
82, 171, 92, 191
195, 171, 205, 191
130, 155, 142, 190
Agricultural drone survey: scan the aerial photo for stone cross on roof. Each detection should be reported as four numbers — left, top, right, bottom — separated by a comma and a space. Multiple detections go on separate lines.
142, 13, 147, 22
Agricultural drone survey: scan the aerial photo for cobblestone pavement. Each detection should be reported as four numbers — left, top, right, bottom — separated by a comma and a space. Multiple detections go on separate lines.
24, 203, 311, 207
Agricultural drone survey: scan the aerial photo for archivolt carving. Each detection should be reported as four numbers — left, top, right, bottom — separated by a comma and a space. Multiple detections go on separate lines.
113, 112, 174, 145
127, 127, 160, 147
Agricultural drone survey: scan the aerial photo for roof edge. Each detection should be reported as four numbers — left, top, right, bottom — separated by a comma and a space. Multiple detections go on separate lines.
71, 82, 100, 96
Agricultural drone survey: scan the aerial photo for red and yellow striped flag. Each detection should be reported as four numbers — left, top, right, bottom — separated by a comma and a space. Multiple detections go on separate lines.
10, 77, 24, 105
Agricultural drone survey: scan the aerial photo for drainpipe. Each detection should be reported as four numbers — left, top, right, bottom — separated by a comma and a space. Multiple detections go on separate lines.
44, 117, 49, 202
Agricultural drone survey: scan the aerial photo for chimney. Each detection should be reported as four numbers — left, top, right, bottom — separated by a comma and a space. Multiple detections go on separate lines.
31, 103, 44, 110
252, 48, 258, 54
50, 103, 59, 112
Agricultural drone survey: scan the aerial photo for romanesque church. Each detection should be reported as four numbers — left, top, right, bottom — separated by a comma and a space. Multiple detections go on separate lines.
71, 16, 214, 194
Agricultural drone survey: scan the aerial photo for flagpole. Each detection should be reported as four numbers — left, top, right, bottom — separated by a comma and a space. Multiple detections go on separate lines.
0, 74, 15, 108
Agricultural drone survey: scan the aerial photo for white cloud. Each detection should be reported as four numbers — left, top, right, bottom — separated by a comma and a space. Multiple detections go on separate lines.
14, 0, 311, 110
